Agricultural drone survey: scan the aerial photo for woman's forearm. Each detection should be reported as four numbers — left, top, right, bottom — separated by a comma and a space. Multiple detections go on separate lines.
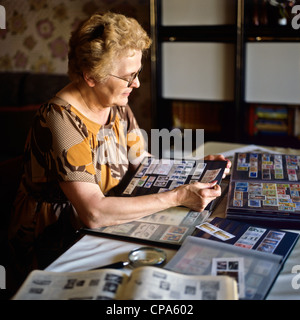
60, 180, 221, 229
89, 190, 179, 227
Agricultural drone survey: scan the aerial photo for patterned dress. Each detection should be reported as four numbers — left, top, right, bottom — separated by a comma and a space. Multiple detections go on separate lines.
9, 97, 145, 268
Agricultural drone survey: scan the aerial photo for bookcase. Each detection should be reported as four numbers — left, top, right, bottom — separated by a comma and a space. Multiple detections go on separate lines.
243, 0, 300, 147
150, 0, 300, 149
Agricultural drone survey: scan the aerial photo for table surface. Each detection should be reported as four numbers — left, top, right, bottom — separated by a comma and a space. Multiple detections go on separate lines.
46, 142, 300, 300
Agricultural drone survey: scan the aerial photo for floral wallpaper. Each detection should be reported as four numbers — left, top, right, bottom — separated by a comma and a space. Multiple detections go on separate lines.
0, 0, 152, 132
0, 0, 151, 74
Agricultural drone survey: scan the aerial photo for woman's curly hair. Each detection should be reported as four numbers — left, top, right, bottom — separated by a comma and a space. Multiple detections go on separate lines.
68, 11, 152, 83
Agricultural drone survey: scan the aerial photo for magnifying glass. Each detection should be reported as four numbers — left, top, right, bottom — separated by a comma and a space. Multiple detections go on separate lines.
92, 247, 167, 270
128, 246, 166, 268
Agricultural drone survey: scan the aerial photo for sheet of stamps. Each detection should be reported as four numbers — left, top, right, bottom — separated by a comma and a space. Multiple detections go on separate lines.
196, 222, 235, 241
234, 226, 266, 249
95, 208, 208, 246
229, 153, 300, 214
211, 257, 245, 298
122, 157, 225, 198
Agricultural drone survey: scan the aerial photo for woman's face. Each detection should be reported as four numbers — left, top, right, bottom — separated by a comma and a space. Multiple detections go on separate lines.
91, 50, 143, 108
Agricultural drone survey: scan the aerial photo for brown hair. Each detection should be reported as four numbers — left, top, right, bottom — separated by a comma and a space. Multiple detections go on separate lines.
68, 11, 152, 83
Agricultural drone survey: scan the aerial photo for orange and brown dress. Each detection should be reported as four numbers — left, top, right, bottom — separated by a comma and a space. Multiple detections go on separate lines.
9, 97, 145, 267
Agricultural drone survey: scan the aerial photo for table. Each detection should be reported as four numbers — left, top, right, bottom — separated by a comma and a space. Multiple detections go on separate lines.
46, 142, 300, 300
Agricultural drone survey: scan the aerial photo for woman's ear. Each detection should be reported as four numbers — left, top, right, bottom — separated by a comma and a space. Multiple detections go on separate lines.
82, 71, 96, 87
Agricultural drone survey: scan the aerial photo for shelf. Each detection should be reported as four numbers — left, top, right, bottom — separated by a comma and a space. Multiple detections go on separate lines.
244, 104, 300, 147
158, 25, 237, 42
245, 25, 300, 42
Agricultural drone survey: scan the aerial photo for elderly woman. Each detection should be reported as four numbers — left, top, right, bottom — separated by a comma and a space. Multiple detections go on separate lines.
9, 12, 230, 270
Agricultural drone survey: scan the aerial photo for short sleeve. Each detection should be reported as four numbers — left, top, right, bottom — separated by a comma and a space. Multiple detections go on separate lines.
29, 102, 99, 184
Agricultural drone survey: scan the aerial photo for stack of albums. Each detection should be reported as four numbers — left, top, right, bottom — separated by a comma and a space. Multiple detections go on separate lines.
166, 217, 299, 299
166, 215, 299, 300
226, 152, 300, 229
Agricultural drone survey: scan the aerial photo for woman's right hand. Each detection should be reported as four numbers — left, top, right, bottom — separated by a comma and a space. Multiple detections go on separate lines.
174, 181, 221, 212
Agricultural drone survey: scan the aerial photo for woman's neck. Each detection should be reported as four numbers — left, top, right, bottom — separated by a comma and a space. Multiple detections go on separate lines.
57, 82, 111, 126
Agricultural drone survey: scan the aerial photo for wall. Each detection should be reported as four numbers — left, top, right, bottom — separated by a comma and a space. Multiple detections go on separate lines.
0, 0, 152, 132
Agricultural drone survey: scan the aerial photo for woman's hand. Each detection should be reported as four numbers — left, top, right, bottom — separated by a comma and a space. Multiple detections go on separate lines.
174, 180, 221, 212
204, 154, 231, 178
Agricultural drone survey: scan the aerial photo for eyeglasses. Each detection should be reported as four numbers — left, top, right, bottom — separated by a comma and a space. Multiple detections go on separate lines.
109, 66, 143, 87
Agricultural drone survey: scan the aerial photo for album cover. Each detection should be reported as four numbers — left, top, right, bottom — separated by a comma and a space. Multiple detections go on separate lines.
226, 152, 300, 229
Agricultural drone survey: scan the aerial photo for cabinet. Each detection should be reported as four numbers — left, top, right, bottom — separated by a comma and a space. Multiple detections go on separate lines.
242, 0, 300, 147
150, 0, 300, 149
